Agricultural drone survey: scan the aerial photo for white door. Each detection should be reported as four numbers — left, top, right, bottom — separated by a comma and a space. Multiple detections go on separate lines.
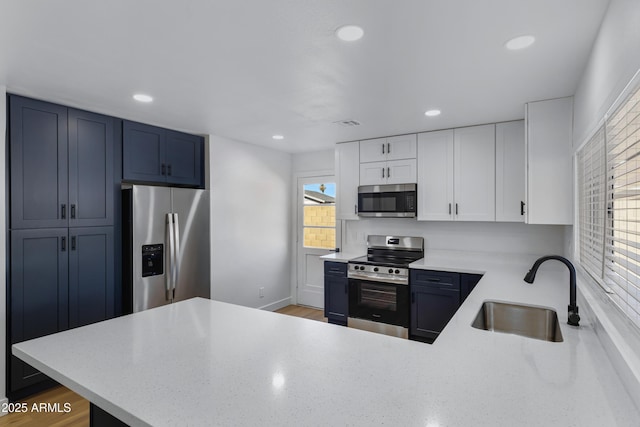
359, 161, 387, 186
386, 159, 417, 184
417, 130, 454, 221
297, 176, 341, 308
454, 124, 496, 221
496, 121, 525, 222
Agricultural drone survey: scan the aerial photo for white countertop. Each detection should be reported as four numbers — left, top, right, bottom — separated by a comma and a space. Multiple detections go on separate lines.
319, 252, 362, 263
13, 251, 640, 426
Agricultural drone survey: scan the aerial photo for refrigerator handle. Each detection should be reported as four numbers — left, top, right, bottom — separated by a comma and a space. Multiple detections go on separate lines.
172, 213, 181, 298
166, 213, 175, 301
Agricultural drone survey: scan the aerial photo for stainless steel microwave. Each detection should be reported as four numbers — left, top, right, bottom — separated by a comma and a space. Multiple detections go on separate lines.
357, 184, 417, 218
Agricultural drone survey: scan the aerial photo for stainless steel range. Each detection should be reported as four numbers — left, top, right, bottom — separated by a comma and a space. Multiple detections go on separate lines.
348, 235, 424, 338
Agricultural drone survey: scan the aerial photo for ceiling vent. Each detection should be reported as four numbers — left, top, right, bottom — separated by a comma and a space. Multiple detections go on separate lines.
334, 119, 361, 127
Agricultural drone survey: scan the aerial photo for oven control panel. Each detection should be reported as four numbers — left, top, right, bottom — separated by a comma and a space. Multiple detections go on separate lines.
347, 263, 409, 284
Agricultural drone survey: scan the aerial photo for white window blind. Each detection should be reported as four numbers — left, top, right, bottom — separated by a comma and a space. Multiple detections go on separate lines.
578, 126, 605, 279
604, 80, 640, 328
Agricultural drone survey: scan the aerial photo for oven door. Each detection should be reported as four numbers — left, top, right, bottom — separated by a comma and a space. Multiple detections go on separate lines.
348, 278, 409, 327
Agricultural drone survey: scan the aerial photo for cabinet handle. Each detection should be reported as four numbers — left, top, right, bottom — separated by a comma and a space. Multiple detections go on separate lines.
354, 204, 357, 214
61, 237, 66, 252
456, 203, 459, 215
382, 168, 385, 178
61, 204, 66, 219
161, 163, 166, 175
382, 143, 385, 154
167, 164, 172, 176
427, 277, 442, 282
387, 142, 390, 154
387, 167, 390, 178
70, 204, 76, 219
449, 203, 452, 215
71, 236, 76, 251
520, 201, 525, 216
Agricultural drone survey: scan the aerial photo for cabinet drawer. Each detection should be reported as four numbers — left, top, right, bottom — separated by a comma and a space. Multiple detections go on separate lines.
324, 261, 347, 277
410, 269, 460, 289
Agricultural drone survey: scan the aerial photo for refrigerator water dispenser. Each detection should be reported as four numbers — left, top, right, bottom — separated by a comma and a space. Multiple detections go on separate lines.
142, 244, 164, 277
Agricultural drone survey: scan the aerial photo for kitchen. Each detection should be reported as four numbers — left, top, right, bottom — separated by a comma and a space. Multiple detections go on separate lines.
1, 0, 640, 425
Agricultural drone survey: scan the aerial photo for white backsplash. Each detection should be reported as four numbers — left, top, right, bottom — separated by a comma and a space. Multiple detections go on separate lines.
341, 219, 567, 257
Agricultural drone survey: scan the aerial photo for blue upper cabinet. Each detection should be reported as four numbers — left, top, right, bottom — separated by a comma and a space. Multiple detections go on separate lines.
10, 96, 69, 229
10, 96, 117, 229
123, 120, 204, 188
68, 109, 116, 227
165, 129, 203, 186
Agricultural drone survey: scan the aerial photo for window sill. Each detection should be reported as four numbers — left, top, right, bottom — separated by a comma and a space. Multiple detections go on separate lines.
578, 268, 640, 410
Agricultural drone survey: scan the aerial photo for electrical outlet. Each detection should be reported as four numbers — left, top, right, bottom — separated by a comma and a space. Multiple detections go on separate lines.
259, 287, 265, 298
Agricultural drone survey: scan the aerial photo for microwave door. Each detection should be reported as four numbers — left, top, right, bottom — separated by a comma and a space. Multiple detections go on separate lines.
379, 192, 399, 212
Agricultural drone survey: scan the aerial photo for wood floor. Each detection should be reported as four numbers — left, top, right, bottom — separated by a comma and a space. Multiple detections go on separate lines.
0, 305, 323, 426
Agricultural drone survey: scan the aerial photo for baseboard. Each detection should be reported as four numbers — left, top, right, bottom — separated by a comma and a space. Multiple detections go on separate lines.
259, 297, 291, 312
0, 397, 8, 416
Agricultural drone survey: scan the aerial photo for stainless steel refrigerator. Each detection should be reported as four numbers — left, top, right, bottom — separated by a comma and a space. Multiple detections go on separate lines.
122, 184, 210, 313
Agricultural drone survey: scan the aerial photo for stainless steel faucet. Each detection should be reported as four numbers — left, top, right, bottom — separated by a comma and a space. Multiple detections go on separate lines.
523, 255, 580, 327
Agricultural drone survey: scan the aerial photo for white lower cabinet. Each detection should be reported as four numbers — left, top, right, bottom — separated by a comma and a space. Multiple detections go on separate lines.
359, 159, 416, 186
418, 124, 495, 221
335, 141, 360, 220
496, 121, 525, 222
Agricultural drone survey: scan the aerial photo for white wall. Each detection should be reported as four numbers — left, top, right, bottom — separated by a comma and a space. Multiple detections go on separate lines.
342, 219, 566, 256
573, 0, 640, 146
0, 87, 7, 406
209, 135, 292, 309
292, 149, 334, 173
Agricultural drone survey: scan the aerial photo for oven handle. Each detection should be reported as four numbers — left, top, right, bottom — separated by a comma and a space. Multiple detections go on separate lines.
347, 273, 409, 285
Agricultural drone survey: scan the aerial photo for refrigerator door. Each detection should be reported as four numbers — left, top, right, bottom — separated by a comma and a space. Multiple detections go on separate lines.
132, 185, 172, 312
171, 188, 210, 302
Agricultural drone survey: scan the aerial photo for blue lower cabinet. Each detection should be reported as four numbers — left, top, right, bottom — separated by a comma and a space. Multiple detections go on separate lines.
324, 262, 348, 325
461, 273, 483, 304
410, 270, 461, 343
9, 227, 116, 398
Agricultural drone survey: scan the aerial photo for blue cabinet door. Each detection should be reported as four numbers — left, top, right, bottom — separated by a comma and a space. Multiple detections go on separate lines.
165, 130, 203, 187
10, 96, 68, 229
123, 120, 166, 183
10, 228, 69, 392
324, 262, 348, 325
123, 120, 204, 187
410, 284, 460, 342
68, 227, 115, 328
68, 109, 115, 227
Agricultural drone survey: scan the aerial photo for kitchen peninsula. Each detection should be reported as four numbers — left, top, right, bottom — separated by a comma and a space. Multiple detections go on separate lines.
13, 254, 640, 426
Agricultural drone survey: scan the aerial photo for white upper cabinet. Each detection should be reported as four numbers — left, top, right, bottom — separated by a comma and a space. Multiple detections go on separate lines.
454, 124, 496, 221
360, 134, 417, 163
417, 125, 495, 222
417, 130, 454, 220
335, 141, 360, 220
525, 97, 573, 225
359, 159, 417, 186
359, 134, 417, 186
495, 121, 525, 222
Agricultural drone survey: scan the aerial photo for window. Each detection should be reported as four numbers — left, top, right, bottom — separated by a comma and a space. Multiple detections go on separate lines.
302, 183, 336, 249
578, 76, 640, 329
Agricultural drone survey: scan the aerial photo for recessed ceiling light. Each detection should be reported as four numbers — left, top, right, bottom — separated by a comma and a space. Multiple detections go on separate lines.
424, 109, 441, 117
133, 93, 153, 103
272, 135, 284, 140
335, 25, 364, 42
505, 35, 535, 51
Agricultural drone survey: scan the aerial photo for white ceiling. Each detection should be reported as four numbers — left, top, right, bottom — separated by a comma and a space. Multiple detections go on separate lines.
0, 0, 610, 153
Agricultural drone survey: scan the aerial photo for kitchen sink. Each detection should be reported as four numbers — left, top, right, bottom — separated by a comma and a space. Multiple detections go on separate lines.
471, 301, 563, 342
